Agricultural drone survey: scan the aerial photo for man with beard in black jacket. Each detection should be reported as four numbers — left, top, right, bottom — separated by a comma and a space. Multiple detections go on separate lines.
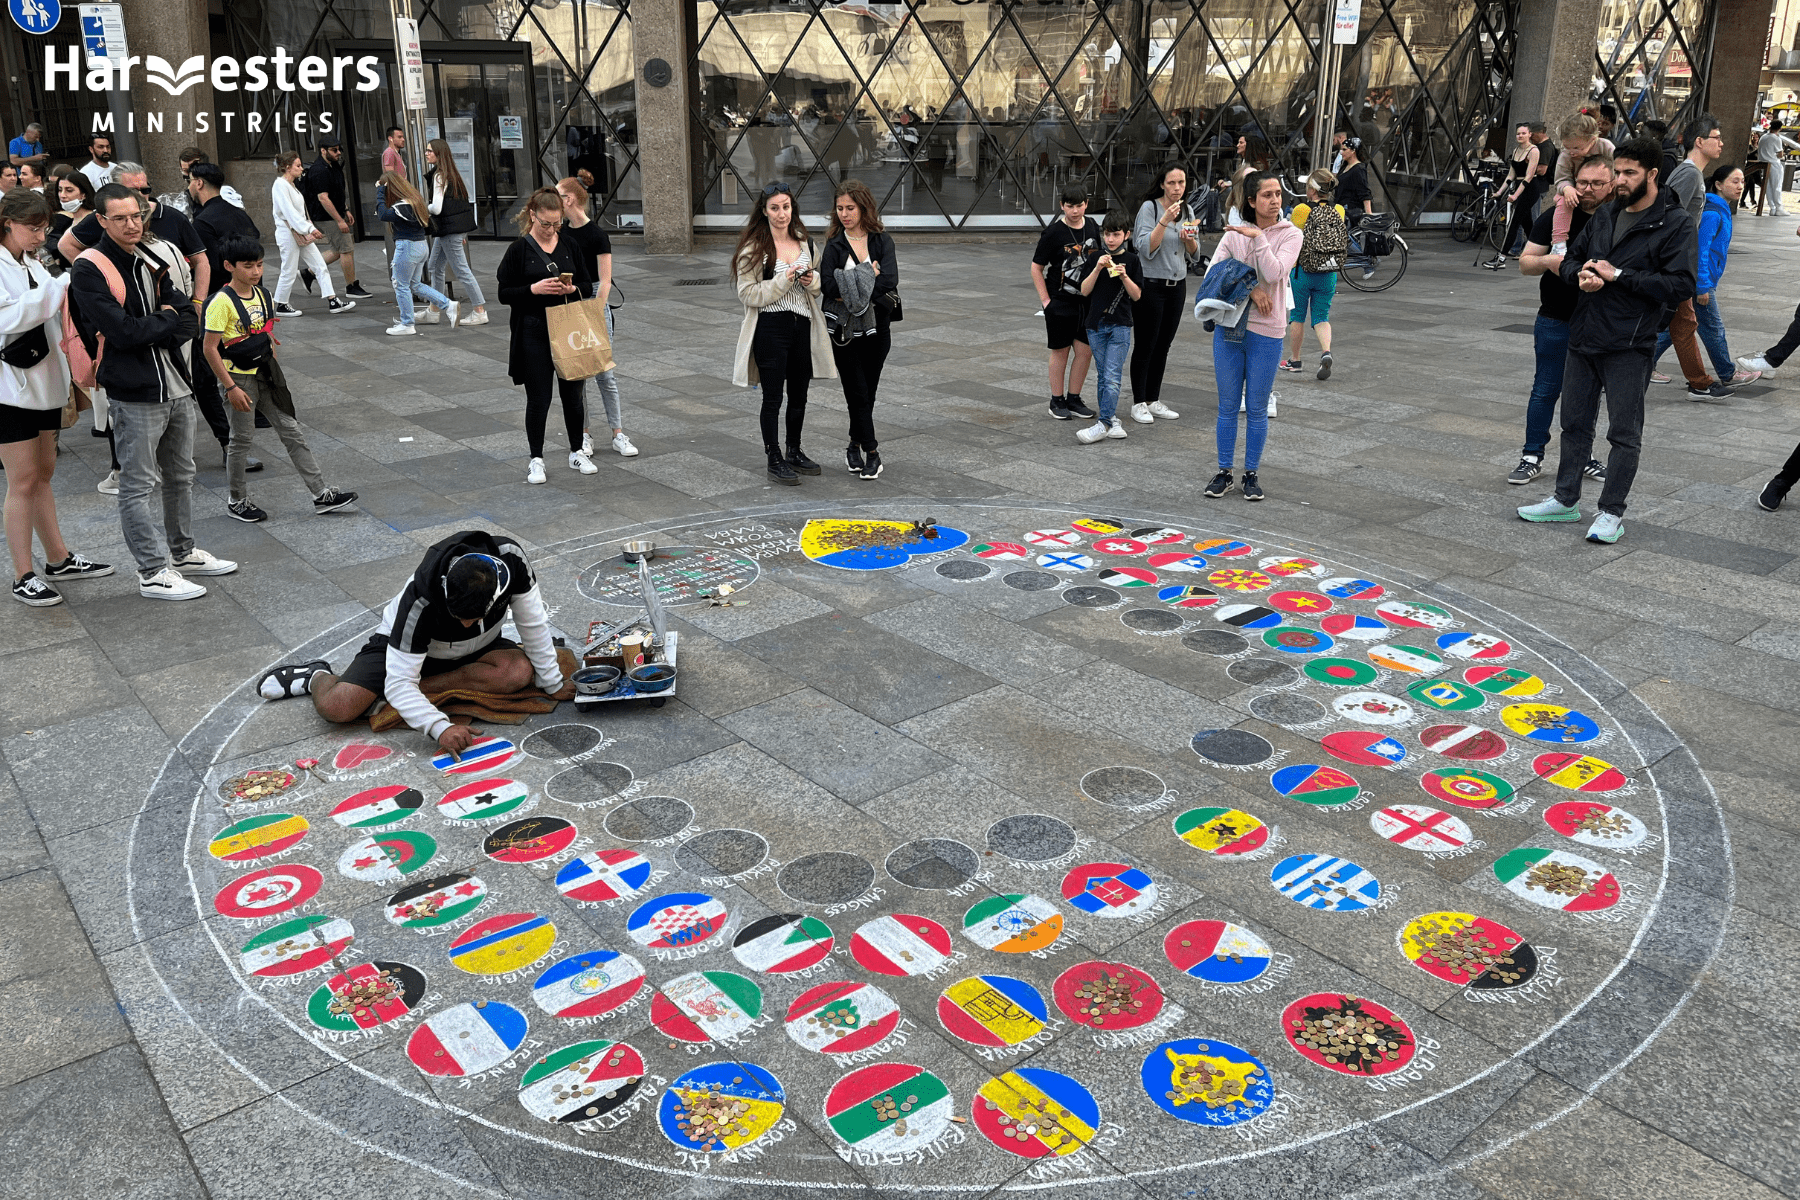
1517, 136, 1697, 545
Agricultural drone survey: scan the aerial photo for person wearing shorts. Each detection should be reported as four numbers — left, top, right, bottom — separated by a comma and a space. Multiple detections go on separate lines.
1031, 183, 1101, 421
257, 530, 566, 756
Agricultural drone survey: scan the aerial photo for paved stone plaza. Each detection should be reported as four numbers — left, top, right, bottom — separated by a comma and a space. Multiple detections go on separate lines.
1, 221, 1795, 1200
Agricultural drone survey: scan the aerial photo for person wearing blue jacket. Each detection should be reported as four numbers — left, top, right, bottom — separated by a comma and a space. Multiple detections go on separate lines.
1651, 163, 1745, 389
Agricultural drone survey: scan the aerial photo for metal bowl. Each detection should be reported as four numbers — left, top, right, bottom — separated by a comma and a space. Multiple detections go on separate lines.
622, 539, 657, 562
573, 665, 622, 696
627, 663, 677, 694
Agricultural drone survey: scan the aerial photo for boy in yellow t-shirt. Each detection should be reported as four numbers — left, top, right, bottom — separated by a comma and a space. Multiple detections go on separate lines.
203, 236, 357, 522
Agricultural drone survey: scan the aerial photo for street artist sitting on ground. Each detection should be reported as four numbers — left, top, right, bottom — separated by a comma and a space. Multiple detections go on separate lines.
258, 530, 567, 754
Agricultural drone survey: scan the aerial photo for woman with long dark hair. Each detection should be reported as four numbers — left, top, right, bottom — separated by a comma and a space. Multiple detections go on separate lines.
44, 171, 93, 273
376, 170, 453, 336
732, 182, 835, 485
820, 179, 896, 479
495, 187, 595, 484
1129, 163, 1200, 424
423, 139, 487, 326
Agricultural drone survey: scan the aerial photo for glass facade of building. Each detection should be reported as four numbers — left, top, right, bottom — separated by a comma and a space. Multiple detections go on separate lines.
1591, 0, 1715, 132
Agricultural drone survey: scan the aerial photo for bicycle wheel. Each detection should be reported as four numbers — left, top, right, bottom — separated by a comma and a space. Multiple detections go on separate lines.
1342, 237, 1408, 292
1450, 196, 1481, 242
1481, 205, 1509, 254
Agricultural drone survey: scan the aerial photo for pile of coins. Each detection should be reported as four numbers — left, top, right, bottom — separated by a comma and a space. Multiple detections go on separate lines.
545, 1048, 636, 1117
869, 1092, 914, 1135
1070, 970, 1147, 1026
1177, 936, 1246, 967
808, 520, 940, 554
805, 1004, 861, 1039
674, 1086, 756, 1149
983, 1095, 1071, 1148
1522, 860, 1598, 898
222, 769, 296, 803
1568, 808, 1634, 840
393, 892, 446, 922
1411, 916, 1524, 984
324, 967, 403, 1019
1165, 1049, 1263, 1111
1288, 997, 1410, 1071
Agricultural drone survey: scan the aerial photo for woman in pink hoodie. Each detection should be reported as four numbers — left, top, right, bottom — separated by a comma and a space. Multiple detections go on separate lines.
1204, 171, 1302, 502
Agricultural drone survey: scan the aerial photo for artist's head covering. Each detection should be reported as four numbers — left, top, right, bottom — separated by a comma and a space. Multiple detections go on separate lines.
444, 553, 510, 619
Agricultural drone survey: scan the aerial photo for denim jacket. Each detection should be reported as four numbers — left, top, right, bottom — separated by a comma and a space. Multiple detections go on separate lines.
1191, 257, 1259, 328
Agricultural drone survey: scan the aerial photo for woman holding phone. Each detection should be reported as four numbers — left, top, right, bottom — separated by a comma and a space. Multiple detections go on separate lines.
819, 179, 896, 479
1129, 163, 1199, 423
732, 181, 835, 485
496, 187, 595, 484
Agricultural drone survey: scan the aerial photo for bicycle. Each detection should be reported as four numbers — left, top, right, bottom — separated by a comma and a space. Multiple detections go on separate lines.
1340, 215, 1408, 292
1451, 166, 1509, 252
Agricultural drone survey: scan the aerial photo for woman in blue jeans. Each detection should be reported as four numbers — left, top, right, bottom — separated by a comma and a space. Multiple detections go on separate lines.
376, 171, 456, 337
1653, 164, 1753, 385
1205, 172, 1302, 502
422, 140, 488, 326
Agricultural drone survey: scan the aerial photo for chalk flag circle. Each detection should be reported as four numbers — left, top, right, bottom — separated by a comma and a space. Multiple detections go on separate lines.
482, 816, 578, 864
732, 913, 835, 975
652, 970, 764, 1044
1052, 960, 1164, 1030
936, 975, 1049, 1049
1269, 854, 1381, 911
1035, 552, 1093, 573
338, 830, 439, 883
1025, 529, 1082, 547
659, 1063, 786, 1152
1492, 848, 1622, 912
437, 777, 531, 822
213, 864, 323, 919
1268, 589, 1334, 615
330, 784, 425, 829
1060, 861, 1159, 917
1319, 613, 1389, 640
1370, 804, 1474, 853
961, 894, 1064, 954
448, 912, 558, 976
1258, 556, 1328, 579
1543, 800, 1649, 849
1280, 993, 1416, 1077
556, 848, 653, 903
1213, 603, 1283, 629
1131, 526, 1188, 544
784, 980, 902, 1055
1262, 626, 1334, 655
1173, 807, 1270, 856
1158, 584, 1220, 609
1321, 730, 1409, 767
407, 1001, 528, 1077
1420, 767, 1516, 810
1141, 1038, 1273, 1126
1163, 919, 1273, 984
385, 872, 488, 928
1464, 665, 1550, 697
531, 948, 646, 1018
824, 1062, 952, 1156
1321, 576, 1385, 601
1192, 538, 1254, 557
1329, 691, 1416, 726
1400, 911, 1539, 990
1207, 568, 1274, 592
1269, 763, 1360, 806
1375, 600, 1456, 630
1532, 753, 1630, 793
431, 736, 518, 774
1305, 658, 1379, 687
1500, 704, 1603, 745
1148, 552, 1210, 572
973, 1067, 1101, 1158
1097, 566, 1158, 588
851, 914, 953, 977
518, 1039, 646, 1124
1437, 631, 1514, 660
307, 961, 426, 1032
1419, 723, 1509, 761
239, 913, 353, 978
208, 813, 309, 863
972, 541, 1030, 560
1091, 537, 1149, 557
1072, 517, 1126, 534
625, 892, 729, 951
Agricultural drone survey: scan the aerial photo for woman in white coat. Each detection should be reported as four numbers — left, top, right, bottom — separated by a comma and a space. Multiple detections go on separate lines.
269, 150, 353, 318
0, 188, 111, 606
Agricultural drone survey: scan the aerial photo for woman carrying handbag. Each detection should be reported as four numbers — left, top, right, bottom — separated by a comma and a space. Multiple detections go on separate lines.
732, 182, 836, 485
376, 170, 455, 336
819, 179, 896, 480
0, 188, 110, 605
422, 139, 488, 326
496, 187, 595, 485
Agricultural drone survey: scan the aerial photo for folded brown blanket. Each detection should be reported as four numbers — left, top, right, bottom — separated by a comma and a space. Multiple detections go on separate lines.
367, 648, 580, 732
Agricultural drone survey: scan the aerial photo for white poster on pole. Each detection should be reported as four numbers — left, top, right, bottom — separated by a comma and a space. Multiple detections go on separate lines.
397, 17, 427, 111
498, 115, 524, 149
1332, 0, 1361, 44
78, 2, 126, 58
424, 117, 479, 224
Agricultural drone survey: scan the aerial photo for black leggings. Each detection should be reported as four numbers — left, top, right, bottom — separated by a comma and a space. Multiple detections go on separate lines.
753, 311, 813, 447
1764, 299, 1800, 368
833, 327, 890, 451
520, 337, 587, 458
1500, 184, 1539, 256
1129, 278, 1186, 408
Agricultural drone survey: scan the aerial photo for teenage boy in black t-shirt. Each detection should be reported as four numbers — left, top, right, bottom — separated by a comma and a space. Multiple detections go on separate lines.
1031, 184, 1101, 420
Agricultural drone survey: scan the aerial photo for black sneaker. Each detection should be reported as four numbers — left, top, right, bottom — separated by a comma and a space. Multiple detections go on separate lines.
41, 551, 113, 580
1687, 381, 1734, 400
1759, 477, 1790, 511
846, 444, 865, 474
313, 488, 358, 514
11, 572, 62, 607
1204, 470, 1235, 499
327, 296, 356, 314
228, 499, 268, 523
785, 445, 822, 476
274, 303, 304, 318
1242, 471, 1265, 501
1507, 456, 1542, 485
1316, 353, 1333, 381
1583, 459, 1607, 481
860, 450, 883, 480
300, 267, 317, 295
1065, 394, 1096, 419
345, 282, 374, 299
1048, 395, 1073, 420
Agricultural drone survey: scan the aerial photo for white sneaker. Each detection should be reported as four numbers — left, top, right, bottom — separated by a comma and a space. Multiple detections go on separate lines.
611, 433, 639, 457
1130, 402, 1154, 424
96, 469, 120, 495
446, 301, 461, 329
569, 450, 598, 474
1739, 354, 1777, 377
1075, 420, 1109, 444
417, 308, 442, 325
171, 547, 239, 576
139, 567, 206, 601
461, 311, 490, 327
527, 457, 547, 484
1106, 419, 1128, 439
386, 323, 417, 337
1148, 401, 1180, 419
1268, 392, 1280, 419
580, 432, 595, 456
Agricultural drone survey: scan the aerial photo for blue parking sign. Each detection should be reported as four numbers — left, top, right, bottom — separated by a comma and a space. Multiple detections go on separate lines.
10, 0, 59, 33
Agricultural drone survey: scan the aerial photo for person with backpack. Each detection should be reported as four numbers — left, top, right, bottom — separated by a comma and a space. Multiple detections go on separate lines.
298, 139, 370, 300
1281, 169, 1346, 381
1029, 183, 1100, 422
1127, 164, 1199, 424
0, 188, 112, 606
70, 182, 236, 600
201, 235, 358, 523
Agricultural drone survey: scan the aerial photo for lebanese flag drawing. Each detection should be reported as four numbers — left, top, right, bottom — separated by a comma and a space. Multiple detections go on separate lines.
973, 1067, 1100, 1159
330, 785, 425, 829
825, 1062, 954, 1156
306, 961, 426, 1032
531, 948, 646, 1018
1491, 847, 1621, 912
518, 1039, 645, 1124
784, 980, 901, 1054
1369, 803, 1474, 853
407, 1000, 527, 1076
731, 913, 835, 974
555, 848, 652, 903
961, 894, 1064, 954
213, 865, 323, 919
851, 914, 952, 976
651, 969, 763, 1043
239, 914, 353, 978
